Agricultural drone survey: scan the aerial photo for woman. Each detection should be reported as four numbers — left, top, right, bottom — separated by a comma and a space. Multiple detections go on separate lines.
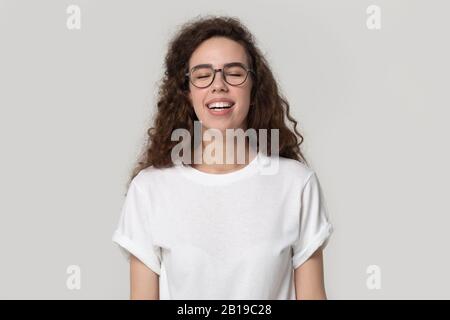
112, 15, 333, 300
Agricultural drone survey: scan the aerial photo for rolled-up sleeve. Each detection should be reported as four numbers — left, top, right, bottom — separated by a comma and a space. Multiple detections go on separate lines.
112, 180, 161, 275
292, 171, 333, 269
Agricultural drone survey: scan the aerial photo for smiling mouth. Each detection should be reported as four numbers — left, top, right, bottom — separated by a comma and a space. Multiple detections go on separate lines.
206, 102, 236, 110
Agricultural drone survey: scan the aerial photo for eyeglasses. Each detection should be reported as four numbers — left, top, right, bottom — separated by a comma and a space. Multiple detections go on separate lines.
185, 62, 255, 88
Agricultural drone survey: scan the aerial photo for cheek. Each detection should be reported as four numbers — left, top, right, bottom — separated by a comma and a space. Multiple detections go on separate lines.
235, 89, 252, 108
189, 91, 204, 110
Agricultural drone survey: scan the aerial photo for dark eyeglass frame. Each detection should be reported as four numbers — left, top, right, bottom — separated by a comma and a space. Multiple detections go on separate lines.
185, 62, 255, 88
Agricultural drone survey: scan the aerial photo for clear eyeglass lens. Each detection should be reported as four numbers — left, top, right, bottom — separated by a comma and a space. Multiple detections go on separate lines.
224, 65, 247, 85
190, 65, 247, 87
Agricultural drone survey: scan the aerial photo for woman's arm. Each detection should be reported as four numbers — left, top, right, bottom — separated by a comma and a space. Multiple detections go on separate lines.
130, 254, 160, 299
294, 248, 327, 300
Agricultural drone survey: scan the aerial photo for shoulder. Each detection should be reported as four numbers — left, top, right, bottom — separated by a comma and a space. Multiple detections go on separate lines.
275, 156, 315, 186
130, 165, 179, 191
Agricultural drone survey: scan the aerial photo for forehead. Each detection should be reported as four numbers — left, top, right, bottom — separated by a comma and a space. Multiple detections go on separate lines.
189, 37, 249, 68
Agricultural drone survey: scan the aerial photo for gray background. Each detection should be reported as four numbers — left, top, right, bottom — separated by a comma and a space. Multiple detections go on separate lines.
1, 0, 449, 299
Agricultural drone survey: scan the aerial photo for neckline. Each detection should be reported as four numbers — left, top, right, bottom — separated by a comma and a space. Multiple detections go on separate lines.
175, 151, 262, 186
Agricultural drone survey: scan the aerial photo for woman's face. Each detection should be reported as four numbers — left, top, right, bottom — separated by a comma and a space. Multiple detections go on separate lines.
187, 37, 253, 133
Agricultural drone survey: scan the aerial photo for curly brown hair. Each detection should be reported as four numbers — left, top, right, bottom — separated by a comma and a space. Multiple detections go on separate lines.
127, 15, 308, 190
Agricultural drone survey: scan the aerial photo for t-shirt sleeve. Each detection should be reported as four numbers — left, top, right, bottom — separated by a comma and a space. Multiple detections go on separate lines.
112, 180, 161, 275
292, 171, 334, 270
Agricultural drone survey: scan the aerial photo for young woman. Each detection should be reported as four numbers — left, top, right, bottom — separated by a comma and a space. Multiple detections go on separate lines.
112, 15, 333, 300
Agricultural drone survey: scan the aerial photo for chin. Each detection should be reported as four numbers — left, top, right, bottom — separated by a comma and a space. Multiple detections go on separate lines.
203, 123, 230, 132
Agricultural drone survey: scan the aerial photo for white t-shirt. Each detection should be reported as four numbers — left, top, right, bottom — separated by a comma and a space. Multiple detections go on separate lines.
112, 152, 333, 299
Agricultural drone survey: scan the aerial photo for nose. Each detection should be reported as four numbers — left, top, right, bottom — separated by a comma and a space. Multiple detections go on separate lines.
211, 69, 228, 92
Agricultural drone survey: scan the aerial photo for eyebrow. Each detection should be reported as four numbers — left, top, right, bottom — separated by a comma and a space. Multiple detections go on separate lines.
190, 61, 247, 70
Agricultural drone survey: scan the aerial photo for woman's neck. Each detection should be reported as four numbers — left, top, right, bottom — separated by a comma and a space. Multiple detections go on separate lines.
191, 137, 255, 174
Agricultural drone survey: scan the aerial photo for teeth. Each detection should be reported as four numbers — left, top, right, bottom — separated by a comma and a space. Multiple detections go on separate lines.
207, 102, 234, 109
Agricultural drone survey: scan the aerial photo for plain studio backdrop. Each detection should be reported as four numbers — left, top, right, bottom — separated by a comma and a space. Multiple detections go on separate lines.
0, 0, 449, 299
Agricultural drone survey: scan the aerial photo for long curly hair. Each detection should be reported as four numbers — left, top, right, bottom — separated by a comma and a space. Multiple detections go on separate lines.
127, 15, 308, 189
